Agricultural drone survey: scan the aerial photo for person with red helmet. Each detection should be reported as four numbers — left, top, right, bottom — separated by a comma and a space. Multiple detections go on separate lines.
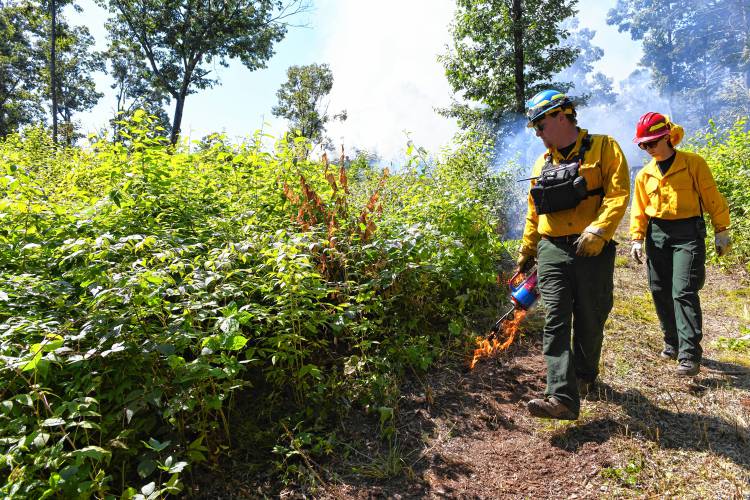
630, 112, 730, 376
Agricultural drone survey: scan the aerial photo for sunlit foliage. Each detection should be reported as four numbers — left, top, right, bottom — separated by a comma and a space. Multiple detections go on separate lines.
0, 111, 510, 496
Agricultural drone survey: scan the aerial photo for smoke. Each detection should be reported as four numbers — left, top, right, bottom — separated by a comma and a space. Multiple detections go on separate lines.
577, 68, 672, 170
493, 68, 673, 239
492, 118, 544, 239
320, 0, 457, 164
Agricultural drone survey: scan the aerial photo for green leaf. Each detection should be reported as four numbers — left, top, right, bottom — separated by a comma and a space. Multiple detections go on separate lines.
168, 461, 188, 473
167, 355, 186, 370
137, 459, 156, 478
144, 272, 163, 284
378, 406, 393, 427
41, 418, 66, 427
297, 364, 322, 380
42, 339, 64, 352
225, 335, 247, 351
109, 189, 122, 207
32, 432, 51, 448
141, 482, 156, 497
70, 446, 111, 462
121, 487, 138, 500
1, 400, 13, 413
143, 437, 170, 452
217, 316, 239, 334
21, 351, 42, 372
67, 420, 101, 430
15, 394, 33, 406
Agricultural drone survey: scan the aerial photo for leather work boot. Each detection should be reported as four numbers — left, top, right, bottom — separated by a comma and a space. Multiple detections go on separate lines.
527, 396, 578, 420
676, 359, 700, 376
660, 344, 678, 360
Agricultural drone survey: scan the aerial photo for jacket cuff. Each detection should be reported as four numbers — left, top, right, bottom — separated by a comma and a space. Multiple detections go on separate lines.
583, 225, 607, 240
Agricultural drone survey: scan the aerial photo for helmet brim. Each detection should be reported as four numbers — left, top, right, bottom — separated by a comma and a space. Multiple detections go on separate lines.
526, 103, 576, 128
633, 129, 670, 144
526, 96, 579, 127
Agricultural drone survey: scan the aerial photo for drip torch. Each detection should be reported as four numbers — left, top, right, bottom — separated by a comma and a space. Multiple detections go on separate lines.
488, 263, 539, 336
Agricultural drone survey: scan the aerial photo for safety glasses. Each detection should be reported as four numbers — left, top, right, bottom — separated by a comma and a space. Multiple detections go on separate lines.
532, 111, 560, 132
639, 136, 665, 150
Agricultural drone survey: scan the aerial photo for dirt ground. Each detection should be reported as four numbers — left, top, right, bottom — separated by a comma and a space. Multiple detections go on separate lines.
315, 242, 750, 499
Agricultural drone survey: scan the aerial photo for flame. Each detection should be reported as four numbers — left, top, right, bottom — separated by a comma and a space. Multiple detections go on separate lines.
469, 308, 528, 369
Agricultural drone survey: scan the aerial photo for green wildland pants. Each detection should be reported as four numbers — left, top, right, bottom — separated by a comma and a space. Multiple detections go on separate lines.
646, 217, 706, 362
537, 236, 616, 414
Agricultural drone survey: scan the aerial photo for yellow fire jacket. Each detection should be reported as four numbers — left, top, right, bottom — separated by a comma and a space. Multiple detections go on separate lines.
520, 129, 631, 256
629, 150, 730, 240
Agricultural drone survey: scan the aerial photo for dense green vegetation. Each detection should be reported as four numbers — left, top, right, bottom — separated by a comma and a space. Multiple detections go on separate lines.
3, 0, 748, 494
0, 112, 512, 497
686, 119, 750, 267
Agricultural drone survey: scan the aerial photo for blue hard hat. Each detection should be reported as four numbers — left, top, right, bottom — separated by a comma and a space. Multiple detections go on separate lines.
525, 89, 574, 125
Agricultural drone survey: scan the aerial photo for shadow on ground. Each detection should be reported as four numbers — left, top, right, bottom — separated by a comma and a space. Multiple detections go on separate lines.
551, 380, 750, 471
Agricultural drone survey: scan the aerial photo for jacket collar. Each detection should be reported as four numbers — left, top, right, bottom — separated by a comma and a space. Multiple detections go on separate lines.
641, 150, 687, 180
546, 128, 588, 162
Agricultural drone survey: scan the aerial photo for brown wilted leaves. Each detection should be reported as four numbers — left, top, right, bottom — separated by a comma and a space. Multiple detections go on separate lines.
280, 149, 389, 279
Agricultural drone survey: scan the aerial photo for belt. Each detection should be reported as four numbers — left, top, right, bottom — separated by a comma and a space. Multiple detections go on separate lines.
542, 234, 581, 245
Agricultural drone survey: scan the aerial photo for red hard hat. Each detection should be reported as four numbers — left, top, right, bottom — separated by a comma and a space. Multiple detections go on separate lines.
633, 112, 671, 144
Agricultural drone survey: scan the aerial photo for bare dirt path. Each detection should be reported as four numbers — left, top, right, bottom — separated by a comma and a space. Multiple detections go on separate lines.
323, 243, 750, 499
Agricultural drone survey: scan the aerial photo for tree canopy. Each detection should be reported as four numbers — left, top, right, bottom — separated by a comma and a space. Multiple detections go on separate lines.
608, 0, 750, 127
0, 0, 103, 141
101, 0, 309, 144
440, 0, 579, 130
0, 2, 44, 136
41, 18, 104, 144
271, 63, 345, 147
107, 37, 171, 138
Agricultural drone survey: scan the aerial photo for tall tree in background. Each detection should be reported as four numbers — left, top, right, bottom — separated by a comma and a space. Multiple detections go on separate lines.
50, 0, 57, 142
0, 2, 44, 137
608, 0, 750, 126
0, 0, 102, 142
44, 18, 104, 144
271, 63, 346, 147
440, 0, 579, 130
102, 0, 309, 145
107, 36, 171, 139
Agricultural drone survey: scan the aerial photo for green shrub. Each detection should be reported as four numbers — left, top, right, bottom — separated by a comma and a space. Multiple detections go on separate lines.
685, 118, 750, 267
0, 113, 508, 495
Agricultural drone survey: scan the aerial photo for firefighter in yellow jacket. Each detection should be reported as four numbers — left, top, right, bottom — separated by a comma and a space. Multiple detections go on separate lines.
630, 112, 730, 376
519, 89, 630, 420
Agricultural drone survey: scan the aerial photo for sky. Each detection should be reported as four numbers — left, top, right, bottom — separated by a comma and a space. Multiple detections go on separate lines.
74, 0, 644, 161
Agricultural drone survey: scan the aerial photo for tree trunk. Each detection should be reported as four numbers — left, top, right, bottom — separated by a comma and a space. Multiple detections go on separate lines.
511, 0, 525, 115
170, 92, 187, 145
170, 65, 197, 145
664, 18, 676, 120
50, 0, 58, 144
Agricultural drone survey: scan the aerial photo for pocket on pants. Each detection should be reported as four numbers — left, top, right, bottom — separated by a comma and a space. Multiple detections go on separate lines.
678, 239, 706, 293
